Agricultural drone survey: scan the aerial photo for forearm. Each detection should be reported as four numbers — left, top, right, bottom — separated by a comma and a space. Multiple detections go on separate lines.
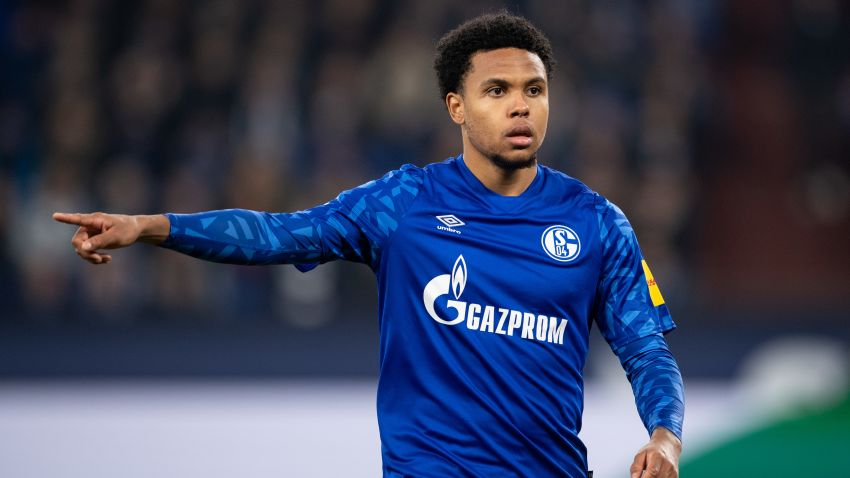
159, 209, 330, 265
616, 334, 685, 440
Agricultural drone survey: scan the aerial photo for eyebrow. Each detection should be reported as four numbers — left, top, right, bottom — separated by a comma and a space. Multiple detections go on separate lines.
479, 76, 547, 89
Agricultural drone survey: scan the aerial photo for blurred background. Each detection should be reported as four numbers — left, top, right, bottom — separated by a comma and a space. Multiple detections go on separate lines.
1, 0, 848, 476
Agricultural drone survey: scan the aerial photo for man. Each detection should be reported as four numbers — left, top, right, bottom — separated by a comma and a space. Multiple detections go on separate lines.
55, 12, 684, 478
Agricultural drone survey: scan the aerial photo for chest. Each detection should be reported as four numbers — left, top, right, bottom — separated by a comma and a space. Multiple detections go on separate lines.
386, 199, 601, 313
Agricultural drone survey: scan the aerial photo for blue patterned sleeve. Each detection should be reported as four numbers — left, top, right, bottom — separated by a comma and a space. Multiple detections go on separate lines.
593, 197, 675, 351
594, 196, 683, 439
613, 334, 685, 440
160, 164, 425, 270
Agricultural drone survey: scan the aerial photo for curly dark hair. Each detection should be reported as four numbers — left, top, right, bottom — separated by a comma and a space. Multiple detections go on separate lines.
434, 11, 555, 100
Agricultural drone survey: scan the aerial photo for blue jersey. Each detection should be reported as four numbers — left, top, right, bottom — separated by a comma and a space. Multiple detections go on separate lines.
162, 155, 684, 477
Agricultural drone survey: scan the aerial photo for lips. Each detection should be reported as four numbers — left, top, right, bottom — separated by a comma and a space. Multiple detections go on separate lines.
505, 124, 534, 148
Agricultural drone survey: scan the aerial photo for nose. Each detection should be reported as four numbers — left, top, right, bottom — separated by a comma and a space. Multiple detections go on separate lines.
509, 93, 530, 118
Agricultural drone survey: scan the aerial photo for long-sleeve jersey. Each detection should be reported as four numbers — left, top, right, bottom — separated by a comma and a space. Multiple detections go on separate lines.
161, 155, 685, 477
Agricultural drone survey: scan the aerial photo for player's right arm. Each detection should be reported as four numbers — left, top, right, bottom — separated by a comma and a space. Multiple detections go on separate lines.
54, 206, 372, 268
54, 164, 425, 268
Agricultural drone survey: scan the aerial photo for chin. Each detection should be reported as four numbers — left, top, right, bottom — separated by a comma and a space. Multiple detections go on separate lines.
488, 151, 537, 171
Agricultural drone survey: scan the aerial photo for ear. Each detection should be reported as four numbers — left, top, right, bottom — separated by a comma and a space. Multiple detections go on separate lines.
446, 92, 464, 125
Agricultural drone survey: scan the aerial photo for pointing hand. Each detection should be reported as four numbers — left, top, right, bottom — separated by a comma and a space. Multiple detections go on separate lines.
52, 212, 168, 264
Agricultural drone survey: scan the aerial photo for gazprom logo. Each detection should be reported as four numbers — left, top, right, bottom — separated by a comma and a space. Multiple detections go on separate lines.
423, 255, 467, 325
421, 255, 569, 344
541, 225, 580, 262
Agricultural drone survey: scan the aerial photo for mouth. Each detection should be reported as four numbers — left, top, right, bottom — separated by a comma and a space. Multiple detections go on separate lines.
505, 125, 534, 148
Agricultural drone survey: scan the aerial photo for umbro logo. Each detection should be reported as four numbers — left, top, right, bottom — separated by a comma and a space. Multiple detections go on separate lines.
436, 215, 465, 228
436, 214, 464, 235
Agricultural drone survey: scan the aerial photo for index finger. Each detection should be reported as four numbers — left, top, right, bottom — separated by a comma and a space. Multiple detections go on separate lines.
53, 212, 98, 227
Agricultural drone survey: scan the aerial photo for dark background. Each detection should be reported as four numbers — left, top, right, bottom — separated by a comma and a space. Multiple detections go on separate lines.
1, 0, 848, 380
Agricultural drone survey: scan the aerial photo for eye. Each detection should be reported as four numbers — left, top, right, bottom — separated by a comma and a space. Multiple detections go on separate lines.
528, 86, 543, 96
487, 87, 504, 96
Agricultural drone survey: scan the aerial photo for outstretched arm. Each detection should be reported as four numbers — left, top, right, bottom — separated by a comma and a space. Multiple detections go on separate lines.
54, 164, 426, 268
53, 207, 372, 268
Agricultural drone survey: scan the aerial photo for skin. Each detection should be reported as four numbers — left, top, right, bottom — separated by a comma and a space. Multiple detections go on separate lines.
632, 427, 682, 478
54, 45, 681, 477
446, 47, 548, 196
52, 212, 168, 264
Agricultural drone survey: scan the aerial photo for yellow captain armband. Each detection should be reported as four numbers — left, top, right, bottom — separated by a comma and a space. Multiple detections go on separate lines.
641, 259, 666, 307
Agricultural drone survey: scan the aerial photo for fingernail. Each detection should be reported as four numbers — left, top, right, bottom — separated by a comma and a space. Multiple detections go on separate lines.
83, 242, 91, 250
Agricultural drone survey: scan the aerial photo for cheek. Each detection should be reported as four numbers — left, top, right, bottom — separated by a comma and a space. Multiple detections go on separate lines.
466, 107, 498, 138
536, 102, 550, 134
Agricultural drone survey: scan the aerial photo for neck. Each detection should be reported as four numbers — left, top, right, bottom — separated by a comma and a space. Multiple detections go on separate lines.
462, 145, 538, 197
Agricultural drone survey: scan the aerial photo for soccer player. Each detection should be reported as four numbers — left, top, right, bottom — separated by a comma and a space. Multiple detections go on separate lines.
54, 12, 684, 478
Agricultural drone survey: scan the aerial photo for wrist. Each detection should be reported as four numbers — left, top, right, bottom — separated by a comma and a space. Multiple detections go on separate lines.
136, 214, 170, 245
651, 427, 682, 454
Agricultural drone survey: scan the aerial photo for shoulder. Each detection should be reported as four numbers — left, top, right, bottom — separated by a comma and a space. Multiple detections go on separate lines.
338, 163, 426, 206
369, 163, 427, 190
418, 155, 461, 181
386, 162, 427, 181
539, 164, 604, 209
538, 165, 633, 236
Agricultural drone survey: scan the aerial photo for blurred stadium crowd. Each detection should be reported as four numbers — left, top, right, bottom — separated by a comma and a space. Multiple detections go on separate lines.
0, 0, 848, 328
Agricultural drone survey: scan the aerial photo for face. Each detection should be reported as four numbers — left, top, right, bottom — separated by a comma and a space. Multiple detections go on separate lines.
447, 47, 549, 170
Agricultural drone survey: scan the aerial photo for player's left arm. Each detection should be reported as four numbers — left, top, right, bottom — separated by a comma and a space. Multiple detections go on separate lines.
593, 196, 684, 478
613, 334, 684, 478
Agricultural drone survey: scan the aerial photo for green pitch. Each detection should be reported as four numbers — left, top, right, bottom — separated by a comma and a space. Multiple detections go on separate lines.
681, 391, 850, 477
